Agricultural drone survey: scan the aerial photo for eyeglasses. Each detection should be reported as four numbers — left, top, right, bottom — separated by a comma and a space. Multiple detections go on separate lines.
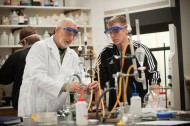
104, 25, 127, 37
63, 27, 78, 39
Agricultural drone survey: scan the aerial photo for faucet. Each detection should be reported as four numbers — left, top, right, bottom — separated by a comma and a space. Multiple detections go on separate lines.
59, 74, 82, 122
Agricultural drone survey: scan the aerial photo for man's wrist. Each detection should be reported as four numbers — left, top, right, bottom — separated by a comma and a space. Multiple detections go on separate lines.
93, 87, 100, 92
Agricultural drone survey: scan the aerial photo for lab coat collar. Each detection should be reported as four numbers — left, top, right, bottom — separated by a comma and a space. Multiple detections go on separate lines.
47, 36, 72, 66
47, 35, 72, 53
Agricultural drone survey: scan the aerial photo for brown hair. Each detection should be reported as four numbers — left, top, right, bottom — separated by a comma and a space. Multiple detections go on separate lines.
20, 26, 40, 44
107, 15, 127, 28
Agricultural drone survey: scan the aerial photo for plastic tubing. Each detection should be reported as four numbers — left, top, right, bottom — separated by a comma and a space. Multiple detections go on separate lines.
123, 65, 134, 104
88, 49, 105, 117
96, 87, 115, 121
107, 43, 129, 118
87, 89, 93, 110
87, 68, 95, 110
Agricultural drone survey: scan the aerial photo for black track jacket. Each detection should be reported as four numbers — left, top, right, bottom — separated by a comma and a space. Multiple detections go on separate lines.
95, 41, 161, 111
0, 48, 30, 109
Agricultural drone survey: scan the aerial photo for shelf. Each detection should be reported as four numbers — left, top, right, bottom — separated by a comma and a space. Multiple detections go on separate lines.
0, 5, 93, 50
0, 25, 92, 29
0, 5, 91, 11
0, 45, 22, 48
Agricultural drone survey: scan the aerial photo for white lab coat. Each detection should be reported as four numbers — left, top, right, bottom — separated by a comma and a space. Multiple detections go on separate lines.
18, 36, 80, 117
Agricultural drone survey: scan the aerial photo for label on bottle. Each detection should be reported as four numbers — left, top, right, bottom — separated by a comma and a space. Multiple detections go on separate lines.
19, 15, 24, 24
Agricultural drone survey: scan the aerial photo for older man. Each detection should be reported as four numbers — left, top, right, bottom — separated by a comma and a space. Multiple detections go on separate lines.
18, 18, 98, 117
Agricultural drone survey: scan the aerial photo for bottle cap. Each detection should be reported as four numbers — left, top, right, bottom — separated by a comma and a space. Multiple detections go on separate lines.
157, 112, 172, 119
77, 90, 85, 101
132, 93, 139, 96
77, 97, 85, 101
159, 92, 166, 95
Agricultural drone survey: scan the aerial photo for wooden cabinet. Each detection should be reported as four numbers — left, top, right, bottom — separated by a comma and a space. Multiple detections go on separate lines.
0, 107, 17, 116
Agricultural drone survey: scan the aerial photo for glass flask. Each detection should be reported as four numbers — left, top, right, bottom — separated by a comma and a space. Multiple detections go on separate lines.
144, 89, 159, 108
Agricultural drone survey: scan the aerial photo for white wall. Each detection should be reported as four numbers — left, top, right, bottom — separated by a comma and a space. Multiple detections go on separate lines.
90, 0, 108, 55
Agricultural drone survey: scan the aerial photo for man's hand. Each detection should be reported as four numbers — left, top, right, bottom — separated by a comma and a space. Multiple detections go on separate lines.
150, 84, 160, 95
88, 81, 99, 92
64, 82, 87, 93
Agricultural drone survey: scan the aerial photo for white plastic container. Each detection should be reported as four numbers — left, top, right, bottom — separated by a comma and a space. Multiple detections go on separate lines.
54, 0, 59, 7
76, 96, 88, 126
158, 92, 166, 108
14, 33, 20, 45
130, 93, 142, 117
1, 31, 8, 46
43, 30, 50, 40
11, 10, 19, 25
9, 33, 14, 45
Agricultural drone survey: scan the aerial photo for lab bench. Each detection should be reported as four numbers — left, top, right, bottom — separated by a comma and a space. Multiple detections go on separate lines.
17, 113, 190, 126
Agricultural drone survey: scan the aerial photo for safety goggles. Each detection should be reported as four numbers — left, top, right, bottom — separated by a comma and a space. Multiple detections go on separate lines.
63, 27, 78, 39
19, 34, 40, 45
104, 25, 127, 37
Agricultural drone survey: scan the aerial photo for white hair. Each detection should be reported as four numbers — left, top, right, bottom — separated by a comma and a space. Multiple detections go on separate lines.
56, 18, 77, 28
